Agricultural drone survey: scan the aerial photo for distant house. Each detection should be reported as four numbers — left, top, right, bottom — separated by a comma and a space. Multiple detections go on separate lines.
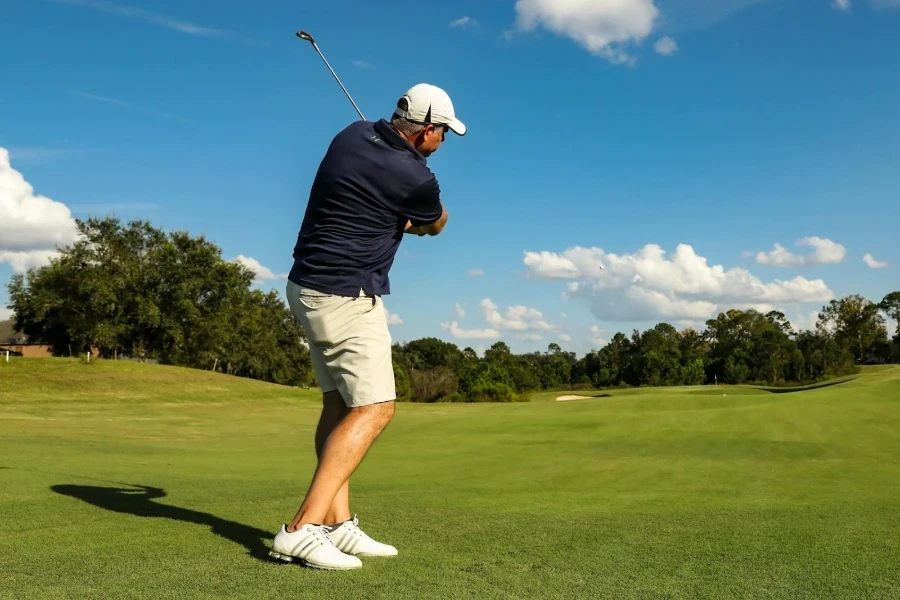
0, 320, 53, 358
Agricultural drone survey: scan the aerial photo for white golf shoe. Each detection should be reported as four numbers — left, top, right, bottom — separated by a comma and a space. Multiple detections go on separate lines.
269, 523, 363, 570
325, 515, 398, 557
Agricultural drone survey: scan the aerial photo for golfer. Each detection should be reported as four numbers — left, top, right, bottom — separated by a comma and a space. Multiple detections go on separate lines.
269, 83, 466, 570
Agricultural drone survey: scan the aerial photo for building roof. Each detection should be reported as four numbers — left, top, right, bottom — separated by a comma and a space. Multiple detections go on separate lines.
0, 320, 27, 345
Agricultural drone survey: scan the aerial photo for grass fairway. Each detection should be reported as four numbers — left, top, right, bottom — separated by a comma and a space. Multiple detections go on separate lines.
2, 359, 899, 599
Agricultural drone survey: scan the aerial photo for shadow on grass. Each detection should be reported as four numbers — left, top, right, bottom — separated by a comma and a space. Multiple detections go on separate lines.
51, 484, 274, 562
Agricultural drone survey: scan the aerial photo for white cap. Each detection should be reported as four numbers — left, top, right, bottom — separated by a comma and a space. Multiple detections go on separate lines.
392, 83, 467, 136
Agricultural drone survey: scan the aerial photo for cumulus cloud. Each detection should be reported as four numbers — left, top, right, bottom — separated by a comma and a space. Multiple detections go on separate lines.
525, 243, 835, 322
654, 36, 678, 55
589, 325, 608, 347
450, 16, 477, 28
233, 255, 288, 282
513, 0, 658, 65
467, 269, 484, 277
481, 298, 554, 332
0, 305, 11, 321
385, 308, 403, 326
0, 250, 62, 273
441, 321, 500, 340
442, 298, 557, 342
791, 310, 822, 333
832, 0, 851, 10
754, 237, 846, 267
558, 333, 573, 342
0, 147, 79, 272
863, 253, 888, 269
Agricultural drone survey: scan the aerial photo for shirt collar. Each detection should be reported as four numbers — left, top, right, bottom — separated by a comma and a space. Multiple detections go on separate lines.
373, 119, 426, 164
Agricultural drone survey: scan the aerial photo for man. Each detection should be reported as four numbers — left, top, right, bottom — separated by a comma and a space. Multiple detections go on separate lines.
269, 83, 466, 570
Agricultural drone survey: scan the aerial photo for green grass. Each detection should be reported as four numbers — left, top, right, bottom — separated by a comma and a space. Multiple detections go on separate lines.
1, 358, 899, 599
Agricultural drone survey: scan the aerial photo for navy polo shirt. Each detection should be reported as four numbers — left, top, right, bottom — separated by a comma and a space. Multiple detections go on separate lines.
288, 119, 443, 297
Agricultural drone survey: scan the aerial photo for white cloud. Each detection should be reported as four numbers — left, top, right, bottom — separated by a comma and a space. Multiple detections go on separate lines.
232, 255, 288, 282
863, 253, 888, 269
0, 147, 79, 273
0, 305, 11, 321
467, 269, 484, 277
450, 16, 477, 28
0, 250, 61, 273
791, 310, 822, 333
884, 314, 898, 338
524, 243, 835, 323
589, 325, 608, 347
385, 308, 403, 327
654, 36, 678, 55
754, 237, 846, 267
832, 0, 851, 10
558, 333, 573, 342
442, 298, 557, 342
481, 298, 554, 332
352, 60, 375, 70
441, 321, 500, 340
513, 0, 658, 65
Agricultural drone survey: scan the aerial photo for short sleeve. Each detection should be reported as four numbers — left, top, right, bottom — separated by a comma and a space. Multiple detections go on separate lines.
401, 175, 443, 227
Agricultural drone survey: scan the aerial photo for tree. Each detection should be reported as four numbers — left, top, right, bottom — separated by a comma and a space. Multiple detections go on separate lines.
7, 216, 313, 386
880, 292, 900, 338
393, 360, 412, 402
400, 337, 463, 370
818, 294, 889, 363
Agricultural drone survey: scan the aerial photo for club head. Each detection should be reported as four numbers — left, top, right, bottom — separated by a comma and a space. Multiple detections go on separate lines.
296, 30, 314, 43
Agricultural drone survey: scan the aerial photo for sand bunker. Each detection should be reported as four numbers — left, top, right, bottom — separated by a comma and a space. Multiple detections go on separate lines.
556, 395, 593, 402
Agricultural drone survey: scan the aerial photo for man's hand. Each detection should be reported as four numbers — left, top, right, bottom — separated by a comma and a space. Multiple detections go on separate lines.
404, 221, 427, 236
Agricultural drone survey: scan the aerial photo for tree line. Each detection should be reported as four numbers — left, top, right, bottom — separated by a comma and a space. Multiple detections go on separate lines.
6, 217, 899, 401
391, 294, 898, 402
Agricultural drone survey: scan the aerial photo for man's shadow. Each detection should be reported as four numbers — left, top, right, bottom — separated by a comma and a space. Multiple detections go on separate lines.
51, 484, 274, 562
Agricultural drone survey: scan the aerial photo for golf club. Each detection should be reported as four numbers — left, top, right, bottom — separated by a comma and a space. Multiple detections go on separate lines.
296, 30, 366, 121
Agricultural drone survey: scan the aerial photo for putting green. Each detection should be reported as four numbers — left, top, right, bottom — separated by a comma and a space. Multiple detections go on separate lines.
1, 359, 898, 599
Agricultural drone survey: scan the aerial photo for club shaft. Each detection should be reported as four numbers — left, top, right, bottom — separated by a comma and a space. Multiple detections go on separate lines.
309, 41, 366, 121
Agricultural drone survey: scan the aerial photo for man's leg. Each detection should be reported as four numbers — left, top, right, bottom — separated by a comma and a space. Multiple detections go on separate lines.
287, 399, 395, 532
315, 390, 352, 525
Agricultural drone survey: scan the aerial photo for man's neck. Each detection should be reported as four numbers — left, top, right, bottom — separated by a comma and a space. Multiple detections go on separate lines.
389, 123, 418, 148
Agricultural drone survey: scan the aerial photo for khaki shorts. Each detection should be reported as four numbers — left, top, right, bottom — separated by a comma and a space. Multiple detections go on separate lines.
286, 279, 395, 408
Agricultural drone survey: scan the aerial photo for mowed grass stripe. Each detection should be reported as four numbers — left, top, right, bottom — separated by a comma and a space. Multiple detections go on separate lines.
1, 359, 898, 599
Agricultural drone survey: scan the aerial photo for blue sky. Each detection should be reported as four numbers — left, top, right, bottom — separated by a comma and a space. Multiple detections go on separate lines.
1, 0, 898, 355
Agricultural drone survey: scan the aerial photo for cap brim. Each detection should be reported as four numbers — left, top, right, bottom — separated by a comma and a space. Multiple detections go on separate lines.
446, 117, 466, 136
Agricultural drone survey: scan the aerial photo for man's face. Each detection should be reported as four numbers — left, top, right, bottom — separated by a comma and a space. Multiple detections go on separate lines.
415, 124, 447, 157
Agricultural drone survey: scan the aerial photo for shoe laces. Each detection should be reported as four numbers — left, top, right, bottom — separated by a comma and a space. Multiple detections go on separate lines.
345, 514, 366, 539
306, 524, 333, 547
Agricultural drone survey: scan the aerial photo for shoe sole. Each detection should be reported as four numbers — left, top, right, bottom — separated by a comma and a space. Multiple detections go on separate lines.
268, 551, 362, 571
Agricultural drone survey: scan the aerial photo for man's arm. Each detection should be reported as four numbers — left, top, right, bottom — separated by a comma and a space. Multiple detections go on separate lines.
401, 175, 448, 237
405, 206, 448, 236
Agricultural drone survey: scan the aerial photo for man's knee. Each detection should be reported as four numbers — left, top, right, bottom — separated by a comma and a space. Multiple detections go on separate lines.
357, 400, 395, 428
